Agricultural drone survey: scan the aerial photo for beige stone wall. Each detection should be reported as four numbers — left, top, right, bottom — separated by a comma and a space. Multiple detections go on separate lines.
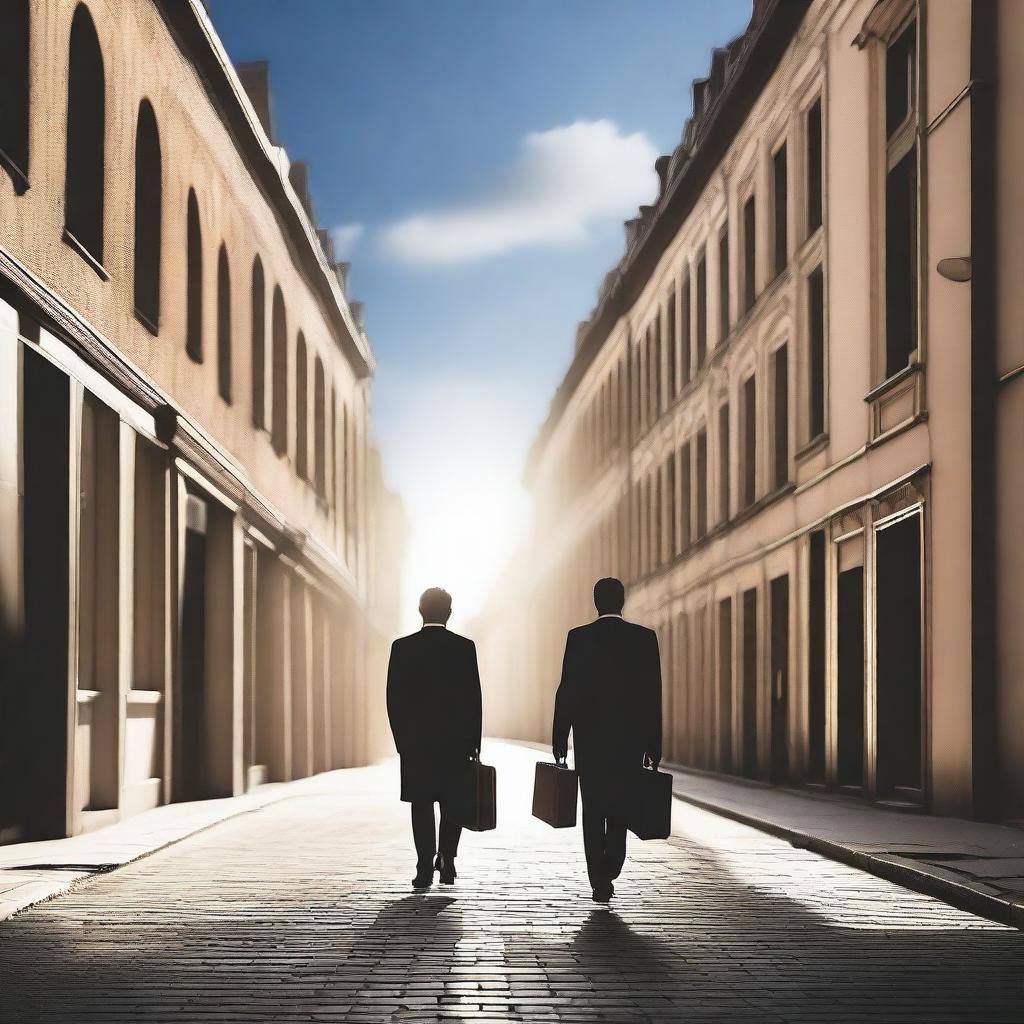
479, 0, 1000, 818
0, 0, 368, 577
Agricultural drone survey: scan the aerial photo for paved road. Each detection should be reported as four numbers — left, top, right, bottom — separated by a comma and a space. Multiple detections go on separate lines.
1, 742, 1023, 1022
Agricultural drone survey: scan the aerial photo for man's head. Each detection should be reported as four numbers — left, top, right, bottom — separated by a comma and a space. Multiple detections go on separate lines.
593, 577, 625, 616
419, 587, 453, 625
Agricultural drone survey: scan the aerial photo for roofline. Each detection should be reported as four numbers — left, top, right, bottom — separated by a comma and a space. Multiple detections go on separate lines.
524, 0, 811, 485
154, 0, 375, 380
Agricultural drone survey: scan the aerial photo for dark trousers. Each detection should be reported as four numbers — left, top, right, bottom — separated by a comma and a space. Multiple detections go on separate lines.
411, 800, 462, 870
580, 785, 627, 888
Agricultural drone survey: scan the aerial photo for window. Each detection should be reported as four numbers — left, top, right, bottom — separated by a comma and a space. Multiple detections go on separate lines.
806, 99, 822, 234
772, 345, 788, 488
133, 100, 161, 332
696, 428, 707, 540
1, 1, 30, 192
65, 4, 105, 264
884, 20, 918, 378
680, 274, 692, 387
330, 383, 338, 510
718, 225, 729, 342
296, 332, 308, 480
251, 258, 265, 428
314, 357, 326, 497
679, 442, 691, 547
718, 402, 730, 522
772, 143, 788, 276
666, 453, 676, 558
695, 250, 707, 367
808, 265, 825, 438
666, 290, 677, 401
216, 246, 231, 401
185, 190, 202, 363
742, 196, 756, 315
742, 375, 756, 507
271, 286, 288, 455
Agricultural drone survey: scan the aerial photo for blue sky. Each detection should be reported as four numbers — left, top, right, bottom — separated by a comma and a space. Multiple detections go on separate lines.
209, 0, 751, 628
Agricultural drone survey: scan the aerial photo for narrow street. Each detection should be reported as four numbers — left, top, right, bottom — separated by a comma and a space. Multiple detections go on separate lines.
1, 742, 1022, 1023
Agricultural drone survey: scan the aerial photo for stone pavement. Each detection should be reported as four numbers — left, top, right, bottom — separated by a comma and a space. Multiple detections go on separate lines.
0, 765, 359, 922
1, 741, 1023, 1023
668, 767, 1024, 928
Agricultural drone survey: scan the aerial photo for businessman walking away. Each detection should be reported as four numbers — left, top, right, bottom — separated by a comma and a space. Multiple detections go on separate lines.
387, 587, 483, 890
552, 577, 662, 902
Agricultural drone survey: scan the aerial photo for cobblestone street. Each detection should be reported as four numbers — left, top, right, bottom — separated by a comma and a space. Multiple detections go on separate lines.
1, 742, 1023, 1023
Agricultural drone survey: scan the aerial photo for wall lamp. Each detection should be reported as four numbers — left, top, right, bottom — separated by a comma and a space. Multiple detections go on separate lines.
937, 257, 972, 282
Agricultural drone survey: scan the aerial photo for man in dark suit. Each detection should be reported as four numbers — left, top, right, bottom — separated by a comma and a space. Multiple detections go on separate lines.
386, 587, 482, 890
552, 577, 662, 902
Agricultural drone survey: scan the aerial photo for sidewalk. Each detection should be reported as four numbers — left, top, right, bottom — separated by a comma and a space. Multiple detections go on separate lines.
0, 765, 381, 922
667, 766, 1024, 928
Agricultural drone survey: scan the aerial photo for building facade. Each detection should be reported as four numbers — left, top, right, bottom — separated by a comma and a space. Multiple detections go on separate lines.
478, 0, 1024, 823
0, 0, 404, 842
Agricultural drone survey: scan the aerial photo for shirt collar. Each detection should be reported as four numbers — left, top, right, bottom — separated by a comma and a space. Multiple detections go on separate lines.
422, 623, 447, 628
598, 613, 623, 619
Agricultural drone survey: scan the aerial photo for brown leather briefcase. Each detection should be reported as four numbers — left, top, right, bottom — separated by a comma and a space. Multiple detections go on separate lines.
532, 760, 579, 828
449, 757, 496, 831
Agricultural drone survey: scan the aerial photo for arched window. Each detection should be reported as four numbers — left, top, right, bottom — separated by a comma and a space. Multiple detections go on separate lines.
271, 286, 287, 455
295, 332, 308, 480
185, 189, 203, 362
0, 0, 30, 193
217, 245, 231, 402
250, 257, 265, 428
65, 3, 105, 264
133, 100, 161, 332
313, 358, 326, 497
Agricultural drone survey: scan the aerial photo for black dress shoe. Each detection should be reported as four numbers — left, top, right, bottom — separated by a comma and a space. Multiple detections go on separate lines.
435, 853, 457, 885
412, 868, 433, 890
591, 881, 614, 903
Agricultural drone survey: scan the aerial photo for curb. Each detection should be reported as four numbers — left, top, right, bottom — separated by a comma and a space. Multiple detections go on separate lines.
672, 786, 1024, 931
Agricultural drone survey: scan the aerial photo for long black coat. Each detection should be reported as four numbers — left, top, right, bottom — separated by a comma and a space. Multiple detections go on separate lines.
552, 616, 662, 814
386, 626, 483, 803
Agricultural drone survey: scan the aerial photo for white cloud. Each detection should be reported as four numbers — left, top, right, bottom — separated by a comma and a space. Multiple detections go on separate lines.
379, 119, 658, 266
330, 222, 364, 257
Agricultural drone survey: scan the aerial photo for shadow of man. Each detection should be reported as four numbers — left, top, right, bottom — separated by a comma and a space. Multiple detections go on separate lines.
353, 893, 468, 1022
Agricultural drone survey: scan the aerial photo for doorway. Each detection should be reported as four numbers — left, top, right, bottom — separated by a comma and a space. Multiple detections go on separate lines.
179, 494, 208, 801
769, 574, 789, 784
875, 514, 923, 801
836, 565, 865, 790
741, 587, 758, 779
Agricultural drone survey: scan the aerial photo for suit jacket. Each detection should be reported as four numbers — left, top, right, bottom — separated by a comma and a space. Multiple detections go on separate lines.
386, 626, 483, 803
552, 616, 662, 809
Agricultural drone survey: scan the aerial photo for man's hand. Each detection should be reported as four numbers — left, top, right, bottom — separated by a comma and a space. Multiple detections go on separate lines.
644, 752, 661, 769
553, 747, 567, 763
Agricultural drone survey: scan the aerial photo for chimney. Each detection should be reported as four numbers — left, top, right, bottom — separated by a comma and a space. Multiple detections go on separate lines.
288, 161, 316, 221
317, 228, 335, 264
334, 261, 350, 295
237, 61, 274, 141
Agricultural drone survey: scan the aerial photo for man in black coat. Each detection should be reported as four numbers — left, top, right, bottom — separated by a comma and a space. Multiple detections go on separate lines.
386, 587, 482, 889
552, 577, 662, 902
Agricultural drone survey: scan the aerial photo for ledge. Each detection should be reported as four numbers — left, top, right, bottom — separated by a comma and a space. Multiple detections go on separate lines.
61, 228, 110, 282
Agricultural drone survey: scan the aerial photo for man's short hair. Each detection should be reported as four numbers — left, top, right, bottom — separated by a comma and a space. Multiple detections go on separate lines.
593, 577, 625, 615
419, 587, 453, 623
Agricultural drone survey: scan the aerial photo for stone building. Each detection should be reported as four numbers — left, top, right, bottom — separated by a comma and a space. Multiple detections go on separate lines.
0, 0, 405, 842
478, 0, 1024, 823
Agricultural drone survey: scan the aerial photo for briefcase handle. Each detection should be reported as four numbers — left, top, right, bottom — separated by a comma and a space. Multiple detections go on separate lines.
554, 754, 571, 770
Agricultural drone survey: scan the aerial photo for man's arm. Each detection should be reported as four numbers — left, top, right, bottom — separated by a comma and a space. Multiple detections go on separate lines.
551, 631, 576, 758
385, 641, 407, 754
646, 630, 663, 766
466, 640, 483, 756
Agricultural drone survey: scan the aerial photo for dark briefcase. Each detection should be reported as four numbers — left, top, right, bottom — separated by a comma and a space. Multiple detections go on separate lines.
532, 760, 579, 828
627, 767, 673, 840
449, 758, 497, 831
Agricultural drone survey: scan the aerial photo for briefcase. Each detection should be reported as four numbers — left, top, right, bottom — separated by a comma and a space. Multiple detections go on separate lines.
627, 767, 673, 840
449, 758, 497, 832
532, 760, 578, 828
